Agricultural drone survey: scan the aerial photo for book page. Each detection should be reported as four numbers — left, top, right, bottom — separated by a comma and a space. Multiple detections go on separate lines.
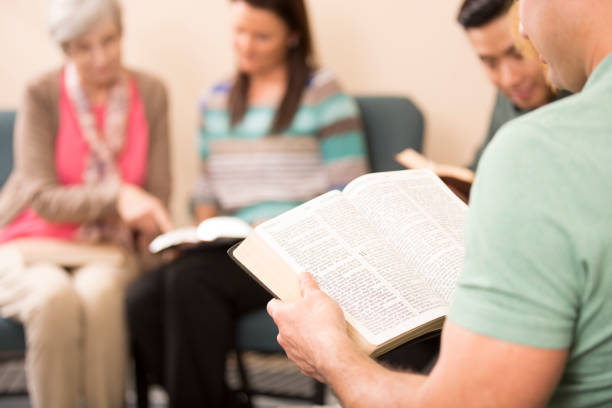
196, 216, 252, 241
149, 227, 199, 253
149, 216, 252, 253
256, 190, 447, 347
343, 170, 467, 302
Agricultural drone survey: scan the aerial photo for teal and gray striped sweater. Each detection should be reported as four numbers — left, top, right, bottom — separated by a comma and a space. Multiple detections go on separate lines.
192, 69, 369, 224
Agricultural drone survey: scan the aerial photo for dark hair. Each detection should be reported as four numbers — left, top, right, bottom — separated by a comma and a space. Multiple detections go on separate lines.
229, 0, 315, 133
457, 0, 513, 29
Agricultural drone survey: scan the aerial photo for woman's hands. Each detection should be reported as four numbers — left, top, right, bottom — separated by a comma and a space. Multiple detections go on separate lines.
117, 183, 173, 241
194, 203, 219, 225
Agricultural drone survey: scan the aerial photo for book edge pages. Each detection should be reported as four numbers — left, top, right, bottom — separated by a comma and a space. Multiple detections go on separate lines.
394, 149, 474, 184
231, 232, 301, 301
369, 316, 445, 358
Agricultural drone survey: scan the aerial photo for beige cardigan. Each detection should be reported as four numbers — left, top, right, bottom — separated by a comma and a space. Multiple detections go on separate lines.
0, 68, 172, 229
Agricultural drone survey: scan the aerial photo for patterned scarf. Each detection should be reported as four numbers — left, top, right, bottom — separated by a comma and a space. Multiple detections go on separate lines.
65, 62, 133, 247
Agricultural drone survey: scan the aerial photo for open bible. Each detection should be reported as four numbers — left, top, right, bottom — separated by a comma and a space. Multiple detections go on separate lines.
149, 216, 252, 254
229, 169, 467, 357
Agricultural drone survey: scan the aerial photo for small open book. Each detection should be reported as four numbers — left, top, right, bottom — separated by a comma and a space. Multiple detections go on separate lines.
149, 216, 252, 254
229, 169, 467, 356
395, 148, 474, 203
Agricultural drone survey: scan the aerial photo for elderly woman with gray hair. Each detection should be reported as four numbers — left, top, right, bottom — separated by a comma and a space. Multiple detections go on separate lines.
0, 0, 172, 406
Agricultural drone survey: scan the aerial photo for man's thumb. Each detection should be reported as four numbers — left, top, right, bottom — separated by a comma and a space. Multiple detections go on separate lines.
299, 272, 319, 297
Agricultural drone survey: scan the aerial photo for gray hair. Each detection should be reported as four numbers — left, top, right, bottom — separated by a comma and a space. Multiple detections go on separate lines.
47, 0, 122, 44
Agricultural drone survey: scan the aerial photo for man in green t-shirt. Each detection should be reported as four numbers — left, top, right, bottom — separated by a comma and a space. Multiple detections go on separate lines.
266, 0, 612, 406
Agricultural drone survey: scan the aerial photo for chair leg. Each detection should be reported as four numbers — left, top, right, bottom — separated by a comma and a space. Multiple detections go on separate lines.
235, 350, 254, 408
133, 344, 150, 408
313, 380, 326, 405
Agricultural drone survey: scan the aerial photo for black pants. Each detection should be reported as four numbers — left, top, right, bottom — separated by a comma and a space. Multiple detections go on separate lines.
126, 244, 271, 408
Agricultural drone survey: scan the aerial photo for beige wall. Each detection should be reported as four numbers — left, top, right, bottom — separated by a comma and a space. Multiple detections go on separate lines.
0, 0, 495, 225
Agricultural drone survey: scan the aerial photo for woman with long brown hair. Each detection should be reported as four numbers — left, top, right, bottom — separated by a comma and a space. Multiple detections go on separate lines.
126, 0, 369, 406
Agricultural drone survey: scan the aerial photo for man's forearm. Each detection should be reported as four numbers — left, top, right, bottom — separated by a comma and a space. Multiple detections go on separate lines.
321, 343, 428, 408
270, 274, 569, 408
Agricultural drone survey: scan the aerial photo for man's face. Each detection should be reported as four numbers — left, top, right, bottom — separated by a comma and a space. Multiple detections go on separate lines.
519, 0, 585, 92
467, 13, 551, 110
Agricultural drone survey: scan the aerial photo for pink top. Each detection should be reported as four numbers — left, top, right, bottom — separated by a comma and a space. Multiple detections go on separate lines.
0, 71, 149, 244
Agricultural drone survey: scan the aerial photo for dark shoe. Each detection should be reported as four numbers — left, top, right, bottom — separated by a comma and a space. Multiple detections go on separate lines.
227, 390, 251, 408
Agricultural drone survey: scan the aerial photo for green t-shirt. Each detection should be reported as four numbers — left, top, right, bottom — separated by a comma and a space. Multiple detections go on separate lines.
469, 90, 571, 172
468, 92, 525, 172
449, 53, 612, 407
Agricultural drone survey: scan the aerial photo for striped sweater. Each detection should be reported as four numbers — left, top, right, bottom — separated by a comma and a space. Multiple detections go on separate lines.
192, 69, 369, 224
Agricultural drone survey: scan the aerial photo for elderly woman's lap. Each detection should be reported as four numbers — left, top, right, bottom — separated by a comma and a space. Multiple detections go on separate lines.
0, 242, 137, 407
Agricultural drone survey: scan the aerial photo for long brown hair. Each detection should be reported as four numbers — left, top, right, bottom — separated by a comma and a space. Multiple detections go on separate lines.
228, 0, 315, 133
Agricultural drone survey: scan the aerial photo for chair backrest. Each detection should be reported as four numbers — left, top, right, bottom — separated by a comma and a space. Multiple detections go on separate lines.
355, 96, 424, 172
0, 111, 16, 188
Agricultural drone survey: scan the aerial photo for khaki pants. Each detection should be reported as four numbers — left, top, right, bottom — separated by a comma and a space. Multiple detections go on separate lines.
0, 239, 140, 408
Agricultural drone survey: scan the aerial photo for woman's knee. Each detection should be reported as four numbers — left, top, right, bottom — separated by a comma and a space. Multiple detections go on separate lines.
163, 255, 206, 293
74, 264, 125, 318
163, 250, 231, 295
26, 277, 80, 350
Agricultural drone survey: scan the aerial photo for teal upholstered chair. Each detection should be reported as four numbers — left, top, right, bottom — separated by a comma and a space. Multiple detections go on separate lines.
357, 96, 424, 171
232, 96, 425, 405
0, 111, 27, 395
0, 111, 16, 187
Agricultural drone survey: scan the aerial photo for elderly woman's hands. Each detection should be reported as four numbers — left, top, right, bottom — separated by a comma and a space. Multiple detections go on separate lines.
267, 272, 359, 383
117, 183, 173, 239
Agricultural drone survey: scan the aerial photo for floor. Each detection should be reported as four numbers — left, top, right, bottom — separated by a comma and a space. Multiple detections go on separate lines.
0, 352, 338, 408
